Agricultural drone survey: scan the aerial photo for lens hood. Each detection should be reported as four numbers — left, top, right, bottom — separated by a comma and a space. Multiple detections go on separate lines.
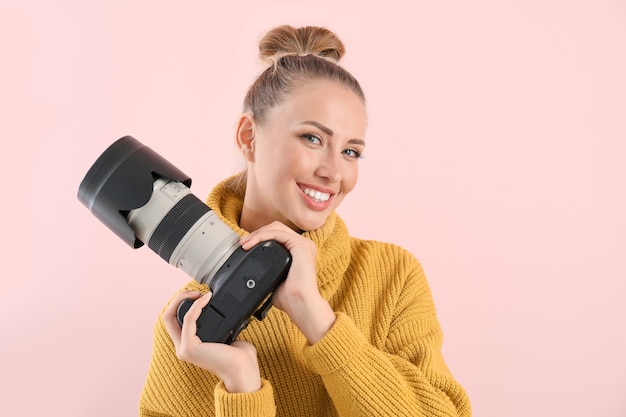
77, 136, 191, 248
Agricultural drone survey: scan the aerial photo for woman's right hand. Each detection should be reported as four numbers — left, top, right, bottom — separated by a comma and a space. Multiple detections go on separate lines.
163, 290, 262, 393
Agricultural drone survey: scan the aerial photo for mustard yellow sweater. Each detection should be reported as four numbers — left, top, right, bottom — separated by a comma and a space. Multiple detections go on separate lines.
139, 174, 471, 417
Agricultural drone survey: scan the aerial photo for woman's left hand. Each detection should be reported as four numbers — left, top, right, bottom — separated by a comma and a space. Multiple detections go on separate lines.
239, 221, 335, 344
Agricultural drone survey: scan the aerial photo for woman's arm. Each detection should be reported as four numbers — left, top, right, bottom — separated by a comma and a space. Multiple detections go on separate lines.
302, 257, 471, 417
303, 312, 471, 417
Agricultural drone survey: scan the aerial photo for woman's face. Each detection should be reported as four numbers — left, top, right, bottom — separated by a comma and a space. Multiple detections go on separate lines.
240, 79, 367, 232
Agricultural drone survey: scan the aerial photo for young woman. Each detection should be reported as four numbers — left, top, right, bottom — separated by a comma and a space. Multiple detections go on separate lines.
139, 25, 471, 417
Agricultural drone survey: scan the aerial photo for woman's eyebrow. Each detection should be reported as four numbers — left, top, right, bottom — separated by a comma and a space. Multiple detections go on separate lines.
299, 121, 366, 146
299, 120, 334, 136
347, 139, 366, 146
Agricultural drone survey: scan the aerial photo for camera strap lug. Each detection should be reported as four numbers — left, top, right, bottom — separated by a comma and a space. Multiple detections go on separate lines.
253, 297, 274, 321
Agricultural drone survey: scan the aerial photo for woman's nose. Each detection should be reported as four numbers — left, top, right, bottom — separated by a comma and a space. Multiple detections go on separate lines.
315, 153, 342, 183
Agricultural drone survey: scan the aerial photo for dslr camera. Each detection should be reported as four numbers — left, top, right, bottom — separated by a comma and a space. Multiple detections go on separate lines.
77, 136, 291, 344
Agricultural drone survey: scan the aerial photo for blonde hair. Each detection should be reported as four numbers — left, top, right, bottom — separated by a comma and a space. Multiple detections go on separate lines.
243, 25, 365, 124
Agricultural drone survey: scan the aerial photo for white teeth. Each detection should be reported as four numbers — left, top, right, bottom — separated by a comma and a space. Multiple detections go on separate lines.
303, 188, 330, 202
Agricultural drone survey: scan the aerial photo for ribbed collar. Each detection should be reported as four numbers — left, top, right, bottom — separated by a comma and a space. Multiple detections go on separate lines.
206, 173, 351, 287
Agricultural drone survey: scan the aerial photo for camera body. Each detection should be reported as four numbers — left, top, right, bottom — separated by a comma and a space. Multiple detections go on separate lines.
77, 136, 291, 343
176, 239, 289, 343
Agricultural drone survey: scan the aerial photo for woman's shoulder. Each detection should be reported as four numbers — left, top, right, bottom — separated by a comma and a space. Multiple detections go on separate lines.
348, 236, 424, 272
349, 235, 414, 255
343, 237, 432, 310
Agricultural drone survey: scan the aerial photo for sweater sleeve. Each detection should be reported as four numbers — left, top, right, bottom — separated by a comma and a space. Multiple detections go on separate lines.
301, 260, 471, 417
214, 379, 276, 417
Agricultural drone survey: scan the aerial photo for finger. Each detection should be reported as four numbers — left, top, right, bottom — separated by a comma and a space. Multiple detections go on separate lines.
180, 292, 213, 343
164, 290, 201, 317
239, 221, 292, 244
240, 223, 302, 250
163, 291, 201, 348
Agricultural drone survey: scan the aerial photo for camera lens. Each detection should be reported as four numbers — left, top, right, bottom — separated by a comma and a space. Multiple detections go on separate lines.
77, 136, 240, 284
78, 136, 291, 343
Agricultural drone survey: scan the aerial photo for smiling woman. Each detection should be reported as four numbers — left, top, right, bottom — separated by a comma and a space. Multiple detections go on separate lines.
139, 24, 471, 417
238, 79, 367, 232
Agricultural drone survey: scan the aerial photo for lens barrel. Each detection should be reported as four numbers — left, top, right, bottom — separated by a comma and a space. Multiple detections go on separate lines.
148, 193, 210, 262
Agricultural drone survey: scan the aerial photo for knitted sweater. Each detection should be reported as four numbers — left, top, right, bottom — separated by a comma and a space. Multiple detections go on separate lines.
139, 174, 471, 417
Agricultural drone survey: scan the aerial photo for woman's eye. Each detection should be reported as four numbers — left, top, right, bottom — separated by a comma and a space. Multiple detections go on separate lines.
342, 148, 363, 159
302, 134, 321, 145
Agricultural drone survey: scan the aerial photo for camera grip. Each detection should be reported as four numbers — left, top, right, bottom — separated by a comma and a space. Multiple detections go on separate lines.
176, 240, 291, 343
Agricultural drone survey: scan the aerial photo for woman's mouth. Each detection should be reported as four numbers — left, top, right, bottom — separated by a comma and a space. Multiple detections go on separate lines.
301, 187, 331, 203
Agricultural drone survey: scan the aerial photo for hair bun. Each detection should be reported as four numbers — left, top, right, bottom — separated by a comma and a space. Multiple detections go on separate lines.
259, 25, 346, 63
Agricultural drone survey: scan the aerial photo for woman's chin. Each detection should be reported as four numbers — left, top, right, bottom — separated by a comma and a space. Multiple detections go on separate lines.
293, 215, 329, 233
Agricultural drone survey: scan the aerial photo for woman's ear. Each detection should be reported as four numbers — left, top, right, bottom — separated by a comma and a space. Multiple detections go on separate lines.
235, 113, 256, 163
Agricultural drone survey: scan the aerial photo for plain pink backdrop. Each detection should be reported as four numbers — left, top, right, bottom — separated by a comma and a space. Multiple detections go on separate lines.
1, 1, 625, 416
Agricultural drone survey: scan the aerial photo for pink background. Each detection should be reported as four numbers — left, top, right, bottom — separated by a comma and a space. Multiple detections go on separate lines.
2, 1, 625, 416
